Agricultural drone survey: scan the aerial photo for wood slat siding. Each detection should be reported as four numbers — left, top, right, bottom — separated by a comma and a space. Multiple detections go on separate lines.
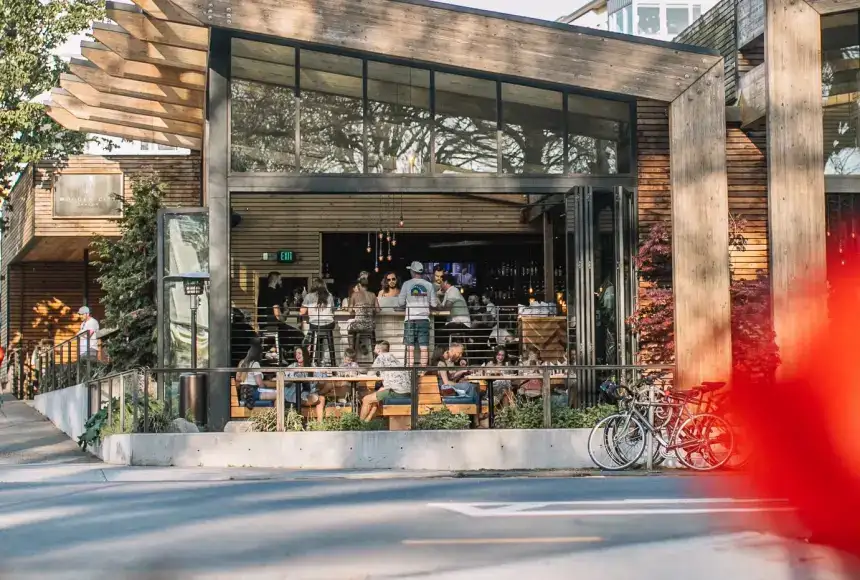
3, 168, 36, 263
675, 0, 738, 104
2, 263, 104, 351
30, 154, 201, 240
766, 0, 827, 375
230, 193, 537, 317
669, 64, 732, 389
636, 100, 671, 234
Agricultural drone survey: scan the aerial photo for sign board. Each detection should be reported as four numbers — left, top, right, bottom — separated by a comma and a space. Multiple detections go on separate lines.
278, 250, 295, 263
737, 0, 765, 49
53, 173, 123, 218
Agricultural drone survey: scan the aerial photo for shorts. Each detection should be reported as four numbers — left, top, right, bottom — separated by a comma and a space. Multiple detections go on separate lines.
403, 319, 431, 347
376, 388, 395, 402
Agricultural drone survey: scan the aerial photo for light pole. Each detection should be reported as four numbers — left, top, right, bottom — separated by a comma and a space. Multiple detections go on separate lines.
179, 273, 209, 426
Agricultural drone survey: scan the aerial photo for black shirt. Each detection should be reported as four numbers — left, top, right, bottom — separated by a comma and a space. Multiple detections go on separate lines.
258, 283, 286, 328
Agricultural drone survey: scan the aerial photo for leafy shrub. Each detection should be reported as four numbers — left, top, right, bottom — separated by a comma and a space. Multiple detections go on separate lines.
416, 408, 471, 430
78, 395, 174, 450
250, 407, 304, 432
495, 399, 617, 429
307, 413, 386, 431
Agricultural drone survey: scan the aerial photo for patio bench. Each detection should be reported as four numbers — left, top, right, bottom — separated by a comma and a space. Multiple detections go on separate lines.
380, 375, 479, 430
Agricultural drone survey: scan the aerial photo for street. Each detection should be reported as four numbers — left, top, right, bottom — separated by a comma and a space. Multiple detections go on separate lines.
0, 473, 853, 580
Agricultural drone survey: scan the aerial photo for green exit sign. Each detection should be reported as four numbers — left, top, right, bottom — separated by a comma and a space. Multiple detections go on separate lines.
278, 250, 295, 263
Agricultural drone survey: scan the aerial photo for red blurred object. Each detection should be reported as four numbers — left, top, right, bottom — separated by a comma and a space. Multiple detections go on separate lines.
731, 262, 860, 556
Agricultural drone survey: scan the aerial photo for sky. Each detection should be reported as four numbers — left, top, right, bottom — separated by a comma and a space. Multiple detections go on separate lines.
435, 0, 583, 21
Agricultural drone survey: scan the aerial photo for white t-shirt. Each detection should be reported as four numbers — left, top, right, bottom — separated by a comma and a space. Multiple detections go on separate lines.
443, 285, 471, 326
302, 293, 335, 325
79, 318, 99, 355
398, 278, 438, 321
240, 361, 263, 386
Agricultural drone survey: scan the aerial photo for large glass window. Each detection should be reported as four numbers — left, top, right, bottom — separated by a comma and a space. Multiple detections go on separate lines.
434, 72, 498, 173
692, 4, 702, 20
567, 94, 630, 174
230, 39, 297, 172
637, 5, 661, 35
666, 5, 690, 35
622, 5, 633, 32
366, 62, 431, 173
611, 9, 624, 32
501, 84, 564, 174
822, 12, 860, 175
299, 50, 364, 173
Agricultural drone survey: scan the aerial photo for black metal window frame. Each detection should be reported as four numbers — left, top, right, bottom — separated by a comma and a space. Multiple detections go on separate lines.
224, 29, 637, 179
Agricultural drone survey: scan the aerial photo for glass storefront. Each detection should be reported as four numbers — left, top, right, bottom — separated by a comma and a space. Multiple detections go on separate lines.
822, 12, 860, 175
229, 38, 632, 176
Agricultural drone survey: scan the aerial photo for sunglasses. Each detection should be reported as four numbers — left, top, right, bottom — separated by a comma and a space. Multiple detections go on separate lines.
386, 277, 397, 282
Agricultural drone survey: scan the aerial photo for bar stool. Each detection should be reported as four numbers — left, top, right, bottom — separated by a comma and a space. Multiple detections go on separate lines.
349, 328, 376, 363
308, 325, 336, 366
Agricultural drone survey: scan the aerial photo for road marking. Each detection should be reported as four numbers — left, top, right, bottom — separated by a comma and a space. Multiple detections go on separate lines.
403, 537, 603, 545
428, 498, 791, 518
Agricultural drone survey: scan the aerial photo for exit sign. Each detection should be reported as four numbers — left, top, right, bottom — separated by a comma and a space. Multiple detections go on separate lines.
262, 251, 297, 263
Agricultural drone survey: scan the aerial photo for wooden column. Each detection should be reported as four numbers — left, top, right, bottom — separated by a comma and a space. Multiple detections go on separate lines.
669, 61, 732, 389
765, 0, 825, 374
206, 29, 231, 430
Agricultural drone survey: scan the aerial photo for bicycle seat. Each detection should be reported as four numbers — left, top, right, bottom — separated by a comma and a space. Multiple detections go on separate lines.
699, 381, 726, 393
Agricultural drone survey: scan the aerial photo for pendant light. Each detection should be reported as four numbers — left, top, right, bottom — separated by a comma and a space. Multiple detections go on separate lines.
366, 232, 372, 253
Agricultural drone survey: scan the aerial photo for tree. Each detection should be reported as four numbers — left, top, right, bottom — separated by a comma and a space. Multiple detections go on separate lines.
90, 174, 164, 370
0, 0, 104, 197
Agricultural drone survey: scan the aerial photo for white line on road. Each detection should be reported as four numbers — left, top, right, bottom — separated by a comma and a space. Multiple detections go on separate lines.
428, 498, 791, 518
403, 537, 603, 545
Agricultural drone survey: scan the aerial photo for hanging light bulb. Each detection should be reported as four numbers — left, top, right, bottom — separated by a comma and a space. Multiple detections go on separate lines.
386, 230, 391, 242
387, 254, 392, 262
378, 231, 383, 239
374, 265, 380, 273
366, 232, 372, 253
391, 232, 397, 247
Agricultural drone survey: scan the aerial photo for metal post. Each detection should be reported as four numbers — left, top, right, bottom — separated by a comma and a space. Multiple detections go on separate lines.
132, 371, 140, 431
276, 372, 285, 432
86, 334, 91, 383
107, 376, 113, 424
646, 384, 655, 471
542, 367, 552, 428
410, 367, 418, 429
190, 294, 198, 369
66, 340, 72, 388
143, 370, 150, 433
75, 336, 81, 385
120, 373, 126, 432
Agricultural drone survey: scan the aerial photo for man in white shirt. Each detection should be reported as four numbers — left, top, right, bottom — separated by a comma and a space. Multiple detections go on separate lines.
77, 306, 99, 359
398, 261, 438, 366
440, 274, 471, 346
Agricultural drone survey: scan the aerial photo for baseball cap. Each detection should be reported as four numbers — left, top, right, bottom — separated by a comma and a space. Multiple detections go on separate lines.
78, 306, 90, 315
407, 261, 424, 273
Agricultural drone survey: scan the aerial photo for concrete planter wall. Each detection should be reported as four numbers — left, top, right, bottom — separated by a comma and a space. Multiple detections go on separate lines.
100, 429, 595, 470
33, 384, 89, 440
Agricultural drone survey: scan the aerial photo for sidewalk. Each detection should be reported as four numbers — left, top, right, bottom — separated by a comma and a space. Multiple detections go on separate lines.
0, 393, 100, 466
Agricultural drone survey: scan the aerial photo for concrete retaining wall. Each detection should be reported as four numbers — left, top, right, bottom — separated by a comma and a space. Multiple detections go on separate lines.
33, 384, 89, 440
100, 429, 595, 470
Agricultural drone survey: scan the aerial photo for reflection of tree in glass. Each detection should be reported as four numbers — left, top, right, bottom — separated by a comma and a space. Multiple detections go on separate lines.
300, 91, 364, 173
231, 80, 297, 172
367, 102, 430, 173
500, 123, 564, 174
435, 115, 498, 173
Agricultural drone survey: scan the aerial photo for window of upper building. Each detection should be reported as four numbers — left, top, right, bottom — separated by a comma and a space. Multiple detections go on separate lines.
666, 5, 691, 34
637, 5, 661, 35
822, 11, 860, 175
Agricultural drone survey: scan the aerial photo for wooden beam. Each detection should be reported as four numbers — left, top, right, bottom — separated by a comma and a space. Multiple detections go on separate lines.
46, 105, 201, 149
170, 0, 720, 102
737, 62, 765, 127
766, 0, 826, 375
128, 0, 202, 25
807, 0, 860, 14
669, 61, 731, 389
60, 73, 203, 124
107, 2, 208, 51
69, 57, 204, 108
92, 22, 207, 72
82, 42, 205, 90
51, 88, 202, 138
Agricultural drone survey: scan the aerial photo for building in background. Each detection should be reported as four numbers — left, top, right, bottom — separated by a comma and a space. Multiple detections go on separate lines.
560, 0, 717, 41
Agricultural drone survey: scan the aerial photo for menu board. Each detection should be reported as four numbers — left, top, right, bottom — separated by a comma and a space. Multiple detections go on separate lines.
53, 173, 123, 218
737, 0, 764, 49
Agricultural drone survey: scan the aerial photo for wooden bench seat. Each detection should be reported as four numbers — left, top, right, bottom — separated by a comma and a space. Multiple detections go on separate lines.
380, 375, 478, 430
230, 378, 364, 421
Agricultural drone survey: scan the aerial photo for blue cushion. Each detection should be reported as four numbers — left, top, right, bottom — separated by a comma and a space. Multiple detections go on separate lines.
239, 400, 274, 408
384, 394, 478, 405
385, 396, 411, 405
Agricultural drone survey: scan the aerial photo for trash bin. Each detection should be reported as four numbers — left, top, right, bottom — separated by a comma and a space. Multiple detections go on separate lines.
179, 373, 207, 426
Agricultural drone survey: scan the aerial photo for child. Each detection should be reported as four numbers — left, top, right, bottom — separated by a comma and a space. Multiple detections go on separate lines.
318, 347, 359, 405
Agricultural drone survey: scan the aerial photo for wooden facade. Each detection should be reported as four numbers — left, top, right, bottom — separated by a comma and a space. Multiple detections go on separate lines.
1, 154, 202, 353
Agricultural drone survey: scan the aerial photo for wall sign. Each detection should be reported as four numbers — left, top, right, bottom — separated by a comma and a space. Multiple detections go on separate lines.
737, 0, 765, 49
53, 173, 123, 218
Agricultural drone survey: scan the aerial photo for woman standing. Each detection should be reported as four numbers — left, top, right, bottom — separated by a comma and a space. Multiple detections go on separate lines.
378, 271, 401, 299
347, 273, 379, 361
301, 277, 336, 366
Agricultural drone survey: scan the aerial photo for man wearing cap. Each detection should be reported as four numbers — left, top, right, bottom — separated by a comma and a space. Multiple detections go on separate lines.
398, 261, 438, 366
77, 306, 100, 360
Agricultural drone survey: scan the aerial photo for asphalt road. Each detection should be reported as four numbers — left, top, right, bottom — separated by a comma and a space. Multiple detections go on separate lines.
0, 474, 854, 580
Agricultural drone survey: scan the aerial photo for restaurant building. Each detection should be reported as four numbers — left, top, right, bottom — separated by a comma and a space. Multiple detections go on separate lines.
23, 0, 841, 428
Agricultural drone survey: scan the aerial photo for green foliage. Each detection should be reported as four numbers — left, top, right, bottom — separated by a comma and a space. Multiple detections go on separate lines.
77, 395, 175, 449
77, 406, 108, 451
496, 399, 617, 429
0, 0, 106, 196
90, 174, 164, 371
307, 413, 386, 432
250, 407, 305, 432
415, 408, 471, 430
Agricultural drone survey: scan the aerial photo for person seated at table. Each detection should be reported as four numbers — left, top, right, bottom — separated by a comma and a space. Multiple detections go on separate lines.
517, 345, 544, 398
482, 345, 516, 407
283, 345, 326, 422
360, 341, 411, 421
317, 347, 359, 405
432, 343, 477, 398
237, 338, 276, 410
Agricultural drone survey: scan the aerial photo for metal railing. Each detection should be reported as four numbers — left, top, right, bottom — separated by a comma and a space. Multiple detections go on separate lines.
5, 334, 103, 399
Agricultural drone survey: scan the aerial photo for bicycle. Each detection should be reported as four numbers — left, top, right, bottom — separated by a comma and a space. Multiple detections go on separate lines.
587, 386, 735, 471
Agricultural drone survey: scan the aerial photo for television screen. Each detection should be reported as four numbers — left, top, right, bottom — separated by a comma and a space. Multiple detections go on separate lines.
422, 262, 477, 287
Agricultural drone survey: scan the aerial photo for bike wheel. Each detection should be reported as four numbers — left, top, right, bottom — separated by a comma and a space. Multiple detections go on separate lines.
674, 413, 735, 471
588, 414, 647, 471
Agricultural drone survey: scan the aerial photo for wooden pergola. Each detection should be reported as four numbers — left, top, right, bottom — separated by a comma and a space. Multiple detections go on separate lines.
50, 0, 734, 427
